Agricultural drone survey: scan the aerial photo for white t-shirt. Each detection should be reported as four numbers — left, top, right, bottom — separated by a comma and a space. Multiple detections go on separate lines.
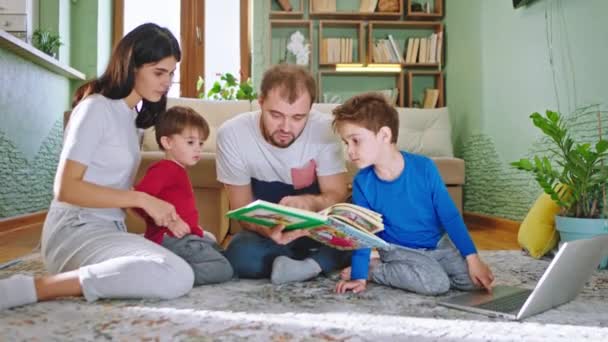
54, 94, 142, 221
216, 110, 346, 203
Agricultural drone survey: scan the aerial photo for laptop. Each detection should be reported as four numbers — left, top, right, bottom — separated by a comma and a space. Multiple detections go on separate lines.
438, 235, 608, 320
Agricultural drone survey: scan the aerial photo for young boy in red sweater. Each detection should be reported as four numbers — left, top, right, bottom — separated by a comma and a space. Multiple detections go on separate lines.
135, 106, 233, 285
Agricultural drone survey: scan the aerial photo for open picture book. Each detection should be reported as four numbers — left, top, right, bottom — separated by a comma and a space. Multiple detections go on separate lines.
226, 200, 389, 250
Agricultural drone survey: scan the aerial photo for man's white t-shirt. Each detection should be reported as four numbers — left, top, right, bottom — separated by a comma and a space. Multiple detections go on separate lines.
216, 110, 346, 203
55, 94, 142, 221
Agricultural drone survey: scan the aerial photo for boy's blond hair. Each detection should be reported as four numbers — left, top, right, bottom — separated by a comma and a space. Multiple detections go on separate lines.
331, 92, 399, 143
155, 106, 210, 150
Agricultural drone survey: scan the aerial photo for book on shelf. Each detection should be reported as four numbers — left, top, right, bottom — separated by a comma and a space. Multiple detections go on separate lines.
276, 0, 293, 11
359, 0, 378, 13
422, 88, 440, 108
387, 34, 404, 63
226, 199, 389, 250
312, 0, 336, 12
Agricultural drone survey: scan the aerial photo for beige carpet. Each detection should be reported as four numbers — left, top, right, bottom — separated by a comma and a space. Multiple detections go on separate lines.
1, 250, 607, 341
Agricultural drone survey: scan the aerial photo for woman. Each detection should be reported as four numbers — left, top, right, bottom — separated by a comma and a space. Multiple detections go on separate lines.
0, 23, 194, 310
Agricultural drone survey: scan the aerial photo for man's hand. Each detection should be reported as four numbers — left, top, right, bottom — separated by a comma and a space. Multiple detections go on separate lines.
335, 279, 367, 294
279, 195, 316, 211
466, 254, 495, 292
267, 224, 310, 245
166, 217, 190, 239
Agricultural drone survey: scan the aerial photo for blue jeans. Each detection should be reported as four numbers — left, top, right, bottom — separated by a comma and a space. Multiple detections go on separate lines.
225, 230, 351, 279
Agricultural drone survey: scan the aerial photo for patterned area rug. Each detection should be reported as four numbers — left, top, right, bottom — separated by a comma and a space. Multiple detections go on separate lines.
1, 250, 608, 341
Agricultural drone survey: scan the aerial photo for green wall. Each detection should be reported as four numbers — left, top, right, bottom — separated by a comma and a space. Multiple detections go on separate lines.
448, 0, 608, 220
0, 49, 68, 217
0, 0, 112, 218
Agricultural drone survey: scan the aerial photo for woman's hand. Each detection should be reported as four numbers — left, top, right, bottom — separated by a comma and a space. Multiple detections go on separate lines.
466, 254, 495, 292
141, 193, 178, 227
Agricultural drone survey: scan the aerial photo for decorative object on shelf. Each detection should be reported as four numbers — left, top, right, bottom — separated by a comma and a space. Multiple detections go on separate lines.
31, 29, 62, 58
196, 73, 258, 103
285, 30, 310, 66
511, 107, 608, 267
377, 0, 400, 12
276, 0, 293, 11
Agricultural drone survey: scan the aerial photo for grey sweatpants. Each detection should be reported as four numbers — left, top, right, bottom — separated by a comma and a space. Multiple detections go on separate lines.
161, 234, 233, 285
370, 236, 478, 295
41, 203, 194, 302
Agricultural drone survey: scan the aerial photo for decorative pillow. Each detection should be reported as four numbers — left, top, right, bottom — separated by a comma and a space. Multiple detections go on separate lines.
517, 193, 560, 259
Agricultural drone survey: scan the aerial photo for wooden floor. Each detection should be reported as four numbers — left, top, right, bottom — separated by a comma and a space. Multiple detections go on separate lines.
0, 220, 520, 264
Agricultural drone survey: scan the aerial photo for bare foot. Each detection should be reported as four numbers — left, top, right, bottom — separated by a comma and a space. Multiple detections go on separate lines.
340, 257, 381, 280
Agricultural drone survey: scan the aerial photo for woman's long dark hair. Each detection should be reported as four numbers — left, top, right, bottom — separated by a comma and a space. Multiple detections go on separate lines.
72, 23, 181, 129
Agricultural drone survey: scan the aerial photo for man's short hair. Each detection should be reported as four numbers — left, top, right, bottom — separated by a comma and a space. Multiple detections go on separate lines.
155, 106, 210, 150
260, 64, 316, 104
332, 92, 399, 143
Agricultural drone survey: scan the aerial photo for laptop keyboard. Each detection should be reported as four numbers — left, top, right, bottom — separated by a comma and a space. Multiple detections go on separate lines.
475, 290, 533, 313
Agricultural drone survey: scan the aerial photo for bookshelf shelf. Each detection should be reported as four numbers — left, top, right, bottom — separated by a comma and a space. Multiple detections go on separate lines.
368, 21, 444, 67
269, 19, 314, 71
319, 71, 405, 107
318, 20, 365, 66
405, 0, 444, 20
406, 71, 444, 108
309, 0, 402, 20
270, 0, 304, 19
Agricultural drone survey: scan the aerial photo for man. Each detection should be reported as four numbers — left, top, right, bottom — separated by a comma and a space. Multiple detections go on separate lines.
216, 64, 351, 284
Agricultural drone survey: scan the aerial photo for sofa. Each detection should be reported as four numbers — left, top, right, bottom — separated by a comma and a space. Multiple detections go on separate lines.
125, 98, 465, 245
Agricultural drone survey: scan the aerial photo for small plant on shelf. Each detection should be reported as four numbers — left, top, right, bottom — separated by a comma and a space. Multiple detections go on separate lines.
31, 29, 63, 58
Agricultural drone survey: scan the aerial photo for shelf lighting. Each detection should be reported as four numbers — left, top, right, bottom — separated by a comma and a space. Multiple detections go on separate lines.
335, 63, 401, 73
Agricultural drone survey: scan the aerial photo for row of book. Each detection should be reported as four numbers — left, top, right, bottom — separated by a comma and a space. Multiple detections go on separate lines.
372, 35, 404, 64
321, 38, 354, 64
405, 32, 443, 64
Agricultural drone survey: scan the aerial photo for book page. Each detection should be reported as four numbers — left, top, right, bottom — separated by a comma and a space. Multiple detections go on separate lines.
227, 200, 326, 230
307, 217, 389, 250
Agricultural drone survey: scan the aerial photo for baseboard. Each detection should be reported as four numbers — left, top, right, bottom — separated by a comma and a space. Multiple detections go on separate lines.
463, 212, 520, 232
0, 211, 47, 233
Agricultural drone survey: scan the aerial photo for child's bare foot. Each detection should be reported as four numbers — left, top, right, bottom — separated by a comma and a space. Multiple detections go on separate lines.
340, 257, 381, 280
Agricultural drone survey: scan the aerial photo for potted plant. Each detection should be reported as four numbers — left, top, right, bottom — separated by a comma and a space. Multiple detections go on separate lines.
511, 109, 608, 267
31, 29, 63, 58
196, 73, 258, 110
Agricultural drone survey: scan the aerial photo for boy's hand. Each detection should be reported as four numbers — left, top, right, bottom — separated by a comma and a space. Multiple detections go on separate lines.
167, 217, 190, 238
466, 254, 494, 292
335, 279, 367, 294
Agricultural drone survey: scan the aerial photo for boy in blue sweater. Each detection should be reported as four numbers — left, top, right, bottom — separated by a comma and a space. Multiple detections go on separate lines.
332, 93, 494, 295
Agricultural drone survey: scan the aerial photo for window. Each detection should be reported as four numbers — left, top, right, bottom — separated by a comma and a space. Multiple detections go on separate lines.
114, 0, 250, 98
122, 0, 182, 97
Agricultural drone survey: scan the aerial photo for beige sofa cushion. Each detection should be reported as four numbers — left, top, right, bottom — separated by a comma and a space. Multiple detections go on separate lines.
395, 107, 453, 157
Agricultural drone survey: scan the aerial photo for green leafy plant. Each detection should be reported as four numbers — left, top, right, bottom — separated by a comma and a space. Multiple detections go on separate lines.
511, 109, 608, 218
32, 29, 63, 58
196, 73, 257, 102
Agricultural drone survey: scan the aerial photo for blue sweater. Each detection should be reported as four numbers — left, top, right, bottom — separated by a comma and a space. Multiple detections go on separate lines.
350, 151, 477, 280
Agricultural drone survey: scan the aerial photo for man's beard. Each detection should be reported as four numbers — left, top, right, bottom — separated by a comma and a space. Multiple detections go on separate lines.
269, 131, 296, 147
